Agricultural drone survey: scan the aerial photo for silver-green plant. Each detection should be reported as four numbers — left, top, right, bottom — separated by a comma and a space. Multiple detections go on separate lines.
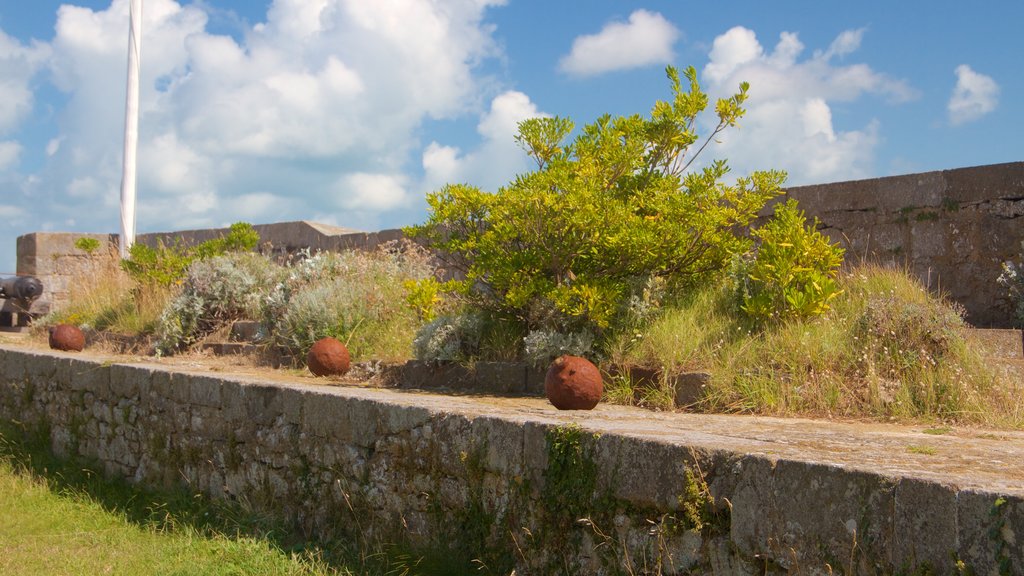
155, 252, 285, 355
266, 242, 434, 361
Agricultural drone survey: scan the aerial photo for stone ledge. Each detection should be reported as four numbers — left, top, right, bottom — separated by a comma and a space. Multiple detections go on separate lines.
1, 343, 1021, 574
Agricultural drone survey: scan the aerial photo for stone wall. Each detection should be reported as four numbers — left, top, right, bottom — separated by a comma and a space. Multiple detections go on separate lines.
12, 232, 120, 316
14, 162, 1024, 326
778, 161, 1024, 327
1, 345, 1020, 575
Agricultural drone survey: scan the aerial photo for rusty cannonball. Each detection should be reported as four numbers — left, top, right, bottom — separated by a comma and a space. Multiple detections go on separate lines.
48, 324, 85, 352
545, 355, 603, 410
307, 337, 350, 377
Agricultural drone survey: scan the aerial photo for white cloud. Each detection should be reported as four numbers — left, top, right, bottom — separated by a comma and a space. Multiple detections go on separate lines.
18, 0, 507, 240
0, 141, 22, 170
559, 10, 678, 77
948, 64, 999, 125
0, 205, 25, 219
423, 90, 546, 192
336, 173, 409, 211
699, 27, 914, 185
0, 28, 49, 172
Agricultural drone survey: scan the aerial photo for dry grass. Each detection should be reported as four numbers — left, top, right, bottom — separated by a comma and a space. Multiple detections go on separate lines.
37, 259, 174, 338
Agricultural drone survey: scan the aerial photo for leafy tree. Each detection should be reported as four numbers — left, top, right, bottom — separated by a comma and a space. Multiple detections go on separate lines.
407, 66, 786, 342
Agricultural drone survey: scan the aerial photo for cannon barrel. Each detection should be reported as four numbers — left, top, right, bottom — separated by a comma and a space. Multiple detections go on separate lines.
0, 276, 43, 303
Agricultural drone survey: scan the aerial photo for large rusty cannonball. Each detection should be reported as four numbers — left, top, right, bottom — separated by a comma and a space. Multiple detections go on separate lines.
48, 324, 85, 352
307, 337, 350, 376
545, 355, 603, 410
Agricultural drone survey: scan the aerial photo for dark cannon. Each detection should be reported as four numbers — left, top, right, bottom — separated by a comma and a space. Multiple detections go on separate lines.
1, 275, 43, 307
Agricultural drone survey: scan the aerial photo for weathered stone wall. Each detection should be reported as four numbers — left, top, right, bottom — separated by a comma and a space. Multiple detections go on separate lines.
12, 232, 120, 316
777, 161, 1024, 327
1, 345, 1020, 575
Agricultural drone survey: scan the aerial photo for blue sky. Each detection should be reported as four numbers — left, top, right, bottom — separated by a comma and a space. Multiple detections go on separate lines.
1, 0, 1020, 273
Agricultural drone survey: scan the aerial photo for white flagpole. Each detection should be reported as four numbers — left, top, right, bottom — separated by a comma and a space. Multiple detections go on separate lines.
119, 0, 143, 258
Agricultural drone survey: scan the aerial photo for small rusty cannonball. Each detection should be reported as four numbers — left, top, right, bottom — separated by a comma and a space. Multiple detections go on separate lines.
307, 337, 350, 377
545, 355, 603, 410
48, 324, 85, 352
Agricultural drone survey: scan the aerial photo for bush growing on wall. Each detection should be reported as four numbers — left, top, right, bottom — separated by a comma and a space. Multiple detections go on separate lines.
407, 66, 786, 352
121, 222, 260, 286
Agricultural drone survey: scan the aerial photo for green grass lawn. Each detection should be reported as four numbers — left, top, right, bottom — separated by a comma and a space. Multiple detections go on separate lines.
0, 426, 350, 576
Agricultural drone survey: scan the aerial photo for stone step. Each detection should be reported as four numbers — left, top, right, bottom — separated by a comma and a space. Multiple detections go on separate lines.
229, 321, 262, 343
200, 342, 257, 355
965, 328, 1023, 359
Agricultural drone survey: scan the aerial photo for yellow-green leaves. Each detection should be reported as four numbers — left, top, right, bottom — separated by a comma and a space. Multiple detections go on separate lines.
738, 199, 845, 324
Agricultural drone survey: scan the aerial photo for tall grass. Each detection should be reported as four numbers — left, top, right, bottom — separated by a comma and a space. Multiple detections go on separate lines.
37, 263, 173, 337
612, 264, 1022, 429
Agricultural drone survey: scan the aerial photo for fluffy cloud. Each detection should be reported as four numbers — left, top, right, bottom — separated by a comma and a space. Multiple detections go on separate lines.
559, 10, 678, 77
0, 29, 49, 143
948, 65, 999, 125
423, 90, 546, 193
699, 26, 914, 185
18, 0, 506, 245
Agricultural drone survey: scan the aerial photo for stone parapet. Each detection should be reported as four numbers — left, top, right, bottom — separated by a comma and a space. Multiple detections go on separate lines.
1, 344, 1020, 575
774, 161, 1024, 327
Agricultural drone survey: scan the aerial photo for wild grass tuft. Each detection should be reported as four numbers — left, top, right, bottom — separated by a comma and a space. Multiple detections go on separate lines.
613, 264, 1022, 429
36, 255, 173, 338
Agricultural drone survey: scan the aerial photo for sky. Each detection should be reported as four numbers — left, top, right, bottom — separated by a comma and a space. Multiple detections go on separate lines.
0, 0, 1021, 274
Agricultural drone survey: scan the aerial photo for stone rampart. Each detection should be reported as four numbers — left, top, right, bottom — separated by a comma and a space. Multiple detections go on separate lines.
1, 345, 1020, 575
778, 161, 1024, 327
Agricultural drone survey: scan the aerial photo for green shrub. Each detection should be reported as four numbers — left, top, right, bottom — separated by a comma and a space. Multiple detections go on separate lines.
266, 242, 434, 362
121, 222, 260, 286
155, 252, 285, 355
736, 199, 844, 323
407, 66, 785, 350
73, 237, 102, 254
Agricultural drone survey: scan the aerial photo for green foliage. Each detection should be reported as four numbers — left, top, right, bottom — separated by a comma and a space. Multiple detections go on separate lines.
156, 252, 285, 355
402, 277, 447, 322
265, 243, 434, 362
0, 423, 353, 575
121, 222, 260, 286
407, 66, 785, 347
614, 265, 1020, 428
73, 237, 102, 254
737, 199, 845, 323
543, 424, 599, 528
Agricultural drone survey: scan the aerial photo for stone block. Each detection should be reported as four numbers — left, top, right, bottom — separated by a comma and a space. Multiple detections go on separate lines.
892, 478, 958, 574
62, 357, 97, 392
727, 455, 780, 559
377, 401, 431, 436
108, 364, 140, 398
472, 415, 525, 475
769, 460, 895, 572
598, 434, 691, 511
956, 490, 1023, 576
189, 375, 222, 408
910, 220, 947, 261
673, 372, 709, 408
167, 372, 192, 403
